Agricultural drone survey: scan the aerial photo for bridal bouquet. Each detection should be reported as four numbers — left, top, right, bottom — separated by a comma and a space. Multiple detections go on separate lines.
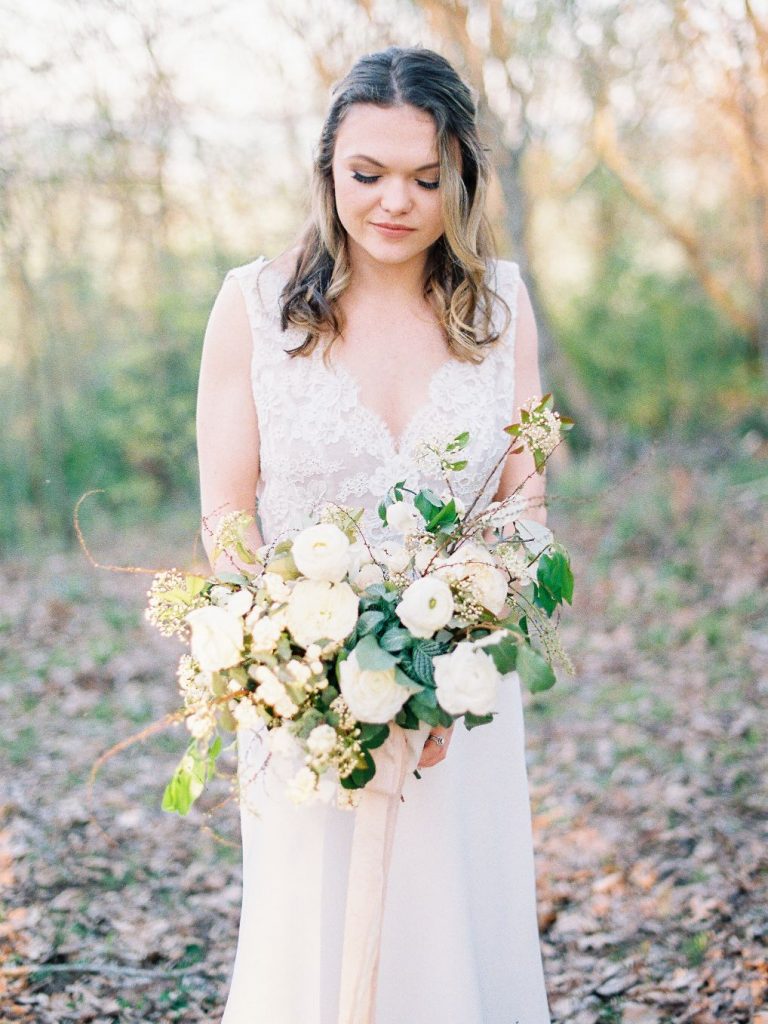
146, 395, 574, 814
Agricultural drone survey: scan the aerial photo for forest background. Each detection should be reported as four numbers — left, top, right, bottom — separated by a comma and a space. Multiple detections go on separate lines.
1, 2, 766, 1023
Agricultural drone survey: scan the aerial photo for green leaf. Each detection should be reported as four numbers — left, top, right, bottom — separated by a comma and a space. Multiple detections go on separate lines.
161, 738, 221, 816
378, 499, 389, 524
379, 627, 411, 652
425, 499, 457, 533
356, 609, 386, 635
447, 460, 467, 471
485, 634, 519, 674
536, 550, 574, 606
353, 634, 397, 672
343, 747, 376, 787
359, 722, 390, 749
414, 490, 442, 524
411, 645, 435, 685
463, 711, 494, 730
395, 702, 421, 729
445, 431, 469, 451
517, 642, 556, 693
409, 687, 441, 725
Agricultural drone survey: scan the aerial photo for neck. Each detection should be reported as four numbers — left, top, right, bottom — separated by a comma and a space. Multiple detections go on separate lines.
344, 240, 429, 305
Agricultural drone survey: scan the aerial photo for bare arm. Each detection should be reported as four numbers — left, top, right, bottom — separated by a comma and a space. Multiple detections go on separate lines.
492, 274, 548, 527
196, 275, 264, 575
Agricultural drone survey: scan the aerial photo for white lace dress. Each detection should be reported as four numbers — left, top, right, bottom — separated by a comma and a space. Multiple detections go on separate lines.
219, 255, 552, 1024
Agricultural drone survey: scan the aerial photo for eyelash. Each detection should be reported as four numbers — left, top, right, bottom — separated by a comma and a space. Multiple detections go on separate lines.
351, 170, 440, 190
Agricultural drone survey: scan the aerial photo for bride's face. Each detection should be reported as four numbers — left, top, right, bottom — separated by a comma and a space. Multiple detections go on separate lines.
331, 102, 445, 267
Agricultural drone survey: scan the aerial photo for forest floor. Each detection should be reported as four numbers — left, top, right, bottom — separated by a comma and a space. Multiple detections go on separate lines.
1, 438, 766, 1024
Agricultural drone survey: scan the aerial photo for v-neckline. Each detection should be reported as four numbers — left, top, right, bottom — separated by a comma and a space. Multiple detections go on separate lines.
256, 256, 460, 458
328, 355, 457, 458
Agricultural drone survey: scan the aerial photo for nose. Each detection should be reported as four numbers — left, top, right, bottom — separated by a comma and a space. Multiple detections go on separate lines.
379, 177, 412, 216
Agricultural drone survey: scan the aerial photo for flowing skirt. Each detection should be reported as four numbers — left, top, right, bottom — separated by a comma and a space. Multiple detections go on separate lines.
221, 670, 551, 1024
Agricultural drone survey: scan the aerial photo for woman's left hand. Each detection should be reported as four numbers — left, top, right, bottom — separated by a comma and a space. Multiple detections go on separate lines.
417, 722, 455, 769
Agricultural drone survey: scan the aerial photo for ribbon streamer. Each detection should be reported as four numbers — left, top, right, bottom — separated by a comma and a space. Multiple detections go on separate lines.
337, 721, 430, 1024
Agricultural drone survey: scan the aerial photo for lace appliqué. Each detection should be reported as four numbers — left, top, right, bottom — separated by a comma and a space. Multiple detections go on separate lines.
224, 256, 520, 547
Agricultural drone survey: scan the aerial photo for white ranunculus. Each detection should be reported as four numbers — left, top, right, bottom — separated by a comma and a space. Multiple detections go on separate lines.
436, 542, 508, 617
385, 501, 421, 537
306, 723, 338, 757
395, 575, 455, 639
186, 605, 244, 672
433, 641, 501, 716
338, 650, 420, 724
291, 523, 351, 582
286, 579, 359, 648
351, 562, 385, 590
515, 517, 553, 558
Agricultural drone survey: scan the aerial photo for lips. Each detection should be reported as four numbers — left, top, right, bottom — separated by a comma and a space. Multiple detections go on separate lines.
371, 222, 417, 236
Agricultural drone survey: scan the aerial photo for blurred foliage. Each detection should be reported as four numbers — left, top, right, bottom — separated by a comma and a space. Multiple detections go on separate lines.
2, 0, 767, 550
553, 252, 768, 445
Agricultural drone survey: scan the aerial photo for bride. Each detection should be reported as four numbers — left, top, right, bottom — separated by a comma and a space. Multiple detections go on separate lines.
196, 44, 552, 1024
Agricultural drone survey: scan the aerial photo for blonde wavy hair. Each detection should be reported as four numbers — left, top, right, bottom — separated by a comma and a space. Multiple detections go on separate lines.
276, 45, 511, 363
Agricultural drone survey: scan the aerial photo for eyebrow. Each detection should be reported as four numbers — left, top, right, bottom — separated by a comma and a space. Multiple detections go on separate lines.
345, 153, 440, 172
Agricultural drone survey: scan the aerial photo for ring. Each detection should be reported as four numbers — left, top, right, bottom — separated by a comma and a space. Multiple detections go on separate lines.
426, 734, 445, 747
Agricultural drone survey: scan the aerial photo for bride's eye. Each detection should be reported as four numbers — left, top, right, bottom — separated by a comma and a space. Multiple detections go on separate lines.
351, 170, 439, 190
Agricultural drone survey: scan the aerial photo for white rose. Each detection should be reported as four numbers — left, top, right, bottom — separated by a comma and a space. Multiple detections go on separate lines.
515, 517, 553, 558
306, 723, 338, 756
436, 542, 508, 617
286, 766, 318, 804
385, 501, 421, 537
351, 562, 385, 590
291, 524, 350, 582
433, 642, 501, 716
186, 605, 244, 672
286, 579, 359, 648
395, 575, 455, 639
338, 650, 419, 724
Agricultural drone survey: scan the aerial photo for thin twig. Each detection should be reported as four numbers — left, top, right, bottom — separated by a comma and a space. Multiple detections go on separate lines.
0, 962, 226, 981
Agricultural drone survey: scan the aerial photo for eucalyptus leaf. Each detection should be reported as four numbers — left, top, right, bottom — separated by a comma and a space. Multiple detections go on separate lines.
517, 642, 556, 693
353, 634, 397, 671
486, 635, 519, 674
463, 711, 494, 730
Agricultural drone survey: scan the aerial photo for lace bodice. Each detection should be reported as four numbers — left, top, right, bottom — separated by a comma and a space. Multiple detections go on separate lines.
224, 255, 521, 546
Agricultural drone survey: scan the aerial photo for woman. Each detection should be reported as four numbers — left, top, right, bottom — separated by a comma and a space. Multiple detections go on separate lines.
197, 45, 551, 1024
